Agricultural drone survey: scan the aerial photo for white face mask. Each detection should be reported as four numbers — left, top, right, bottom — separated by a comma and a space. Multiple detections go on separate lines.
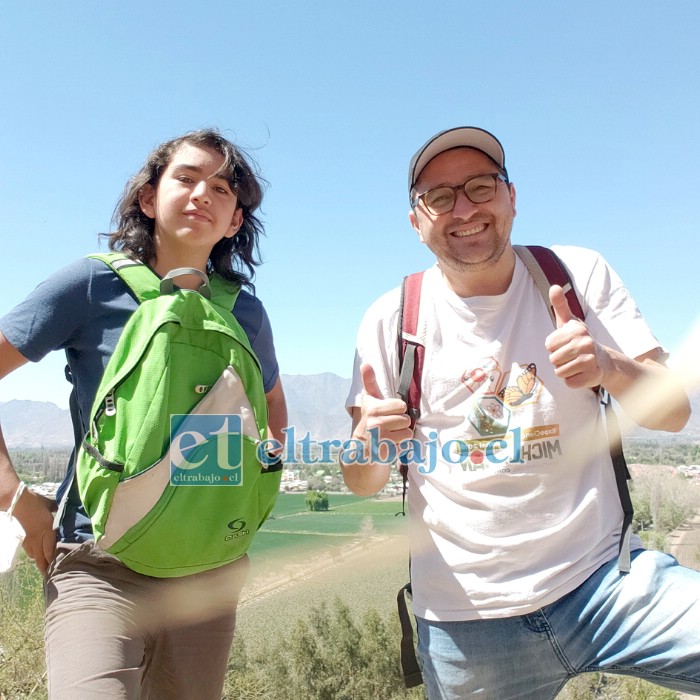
0, 482, 26, 573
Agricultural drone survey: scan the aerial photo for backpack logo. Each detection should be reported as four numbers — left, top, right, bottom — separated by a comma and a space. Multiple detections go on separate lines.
226, 517, 250, 541
170, 414, 245, 486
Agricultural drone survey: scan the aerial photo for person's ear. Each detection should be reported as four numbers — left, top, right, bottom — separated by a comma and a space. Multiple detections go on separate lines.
409, 209, 426, 243
225, 207, 244, 238
139, 184, 156, 219
509, 182, 517, 218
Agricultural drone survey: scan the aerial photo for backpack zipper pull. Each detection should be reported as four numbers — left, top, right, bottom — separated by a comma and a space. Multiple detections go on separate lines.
104, 391, 116, 416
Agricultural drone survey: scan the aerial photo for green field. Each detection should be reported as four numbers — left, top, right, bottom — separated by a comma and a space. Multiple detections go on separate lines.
249, 492, 407, 556
258, 491, 406, 520
237, 493, 412, 654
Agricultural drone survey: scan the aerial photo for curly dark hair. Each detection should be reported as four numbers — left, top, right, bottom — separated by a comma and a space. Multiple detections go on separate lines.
106, 128, 266, 286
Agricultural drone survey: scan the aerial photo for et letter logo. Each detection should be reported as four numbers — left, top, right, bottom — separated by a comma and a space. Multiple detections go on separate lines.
169, 414, 244, 486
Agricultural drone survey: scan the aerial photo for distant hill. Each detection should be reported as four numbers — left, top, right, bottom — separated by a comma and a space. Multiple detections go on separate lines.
0, 399, 74, 448
282, 372, 352, 442
0, 373, 353, 448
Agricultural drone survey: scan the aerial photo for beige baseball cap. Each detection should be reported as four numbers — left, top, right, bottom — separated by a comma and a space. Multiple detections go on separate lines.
408, 126, 506, 195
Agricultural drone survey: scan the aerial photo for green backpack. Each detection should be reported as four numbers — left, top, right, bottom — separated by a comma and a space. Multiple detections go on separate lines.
75, 253, 282, 577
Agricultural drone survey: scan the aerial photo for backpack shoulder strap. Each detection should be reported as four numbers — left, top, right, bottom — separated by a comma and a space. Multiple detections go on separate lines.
397, 272, 425, 428
208, 274, 241, 313
395, 272, 425, 518
513, 245, 584, 323
88, 253, 161, 302
56, 254, 161, 531
514, 244, 633, 573
397, 582, 423, 688
395, 272, 426, 688
88, 254, 240, 311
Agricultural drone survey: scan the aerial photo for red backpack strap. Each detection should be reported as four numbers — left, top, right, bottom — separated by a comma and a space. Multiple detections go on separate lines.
513, 245, 585, 323
515, 245, 595, 392
397, 272, 425, 429
515, 244, 633, 573
396, 273, 426, 688
395, 272, 425, 517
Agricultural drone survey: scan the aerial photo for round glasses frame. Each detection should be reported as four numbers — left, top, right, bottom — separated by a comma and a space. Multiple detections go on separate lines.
411, 172, 509, 215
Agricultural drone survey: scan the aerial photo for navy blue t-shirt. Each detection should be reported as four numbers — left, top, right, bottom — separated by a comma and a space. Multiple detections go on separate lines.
0, 257, 280, 542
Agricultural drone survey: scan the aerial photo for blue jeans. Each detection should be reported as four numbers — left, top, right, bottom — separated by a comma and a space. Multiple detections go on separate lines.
416, 549, 700, 699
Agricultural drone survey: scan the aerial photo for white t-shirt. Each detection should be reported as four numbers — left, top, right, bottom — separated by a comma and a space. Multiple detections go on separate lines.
347, 245, 662, 621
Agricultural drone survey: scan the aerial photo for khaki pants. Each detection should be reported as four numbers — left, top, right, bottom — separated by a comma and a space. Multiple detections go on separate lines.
44, 541, 249, 700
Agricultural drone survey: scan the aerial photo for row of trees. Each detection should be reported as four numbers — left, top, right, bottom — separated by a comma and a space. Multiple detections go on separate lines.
7, 447, 72, 485
10, 440, 700, 488
632, 471, 700, 550
622, 439, 700, 467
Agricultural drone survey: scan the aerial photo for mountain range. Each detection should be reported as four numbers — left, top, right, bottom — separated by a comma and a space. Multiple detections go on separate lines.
0, 373, 353, 448
1, 373, 698, 448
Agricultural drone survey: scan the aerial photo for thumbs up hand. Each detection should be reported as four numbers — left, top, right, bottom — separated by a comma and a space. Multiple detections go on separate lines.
360, 363, 388, 402
343, 364, 414, 495
550, 284, 578, 328
545, 285, 611, 389
353, 363, 413, 454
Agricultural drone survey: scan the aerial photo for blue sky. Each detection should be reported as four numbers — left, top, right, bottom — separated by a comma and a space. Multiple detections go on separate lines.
1, 1, 698, 408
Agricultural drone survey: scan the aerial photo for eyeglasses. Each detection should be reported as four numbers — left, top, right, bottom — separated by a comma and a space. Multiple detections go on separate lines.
411, 173, 509, 215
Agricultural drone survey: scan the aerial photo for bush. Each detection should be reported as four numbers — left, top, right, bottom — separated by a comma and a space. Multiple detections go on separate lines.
0, 561, 47, 698
638, 529, 669, 552
305, 490, 329, 512
226, 598, 421, 700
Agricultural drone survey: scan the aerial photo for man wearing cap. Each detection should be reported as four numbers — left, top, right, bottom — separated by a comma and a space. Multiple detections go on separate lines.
342, 127, 698, 699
